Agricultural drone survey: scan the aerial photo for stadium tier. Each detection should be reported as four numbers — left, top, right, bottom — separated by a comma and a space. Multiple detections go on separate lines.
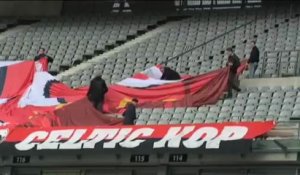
0, 18, 18, 32
134, 85, 300, 125
2, 1, 300, 174
0, 13, 166, 72
1, 5, 300, 125
57, 6, 300, 87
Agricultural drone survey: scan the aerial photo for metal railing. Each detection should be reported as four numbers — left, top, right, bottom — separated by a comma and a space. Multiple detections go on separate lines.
156, 18, 256, 75
162, 19, 256, 66
262, 50, 300, 78
266, 121, 300, 140
174, 0, 263, 11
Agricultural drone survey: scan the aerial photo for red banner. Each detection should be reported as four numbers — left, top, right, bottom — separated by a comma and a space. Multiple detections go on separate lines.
0, 121, 275, 151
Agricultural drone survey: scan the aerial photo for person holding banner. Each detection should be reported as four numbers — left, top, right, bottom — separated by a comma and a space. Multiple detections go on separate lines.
226, 47, 241, 98
87, 76, 137, 125
123, 98, 138, 125
34, 48, 53, 72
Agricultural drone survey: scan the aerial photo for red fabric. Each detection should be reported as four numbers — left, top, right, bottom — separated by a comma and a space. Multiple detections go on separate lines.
54, 97, 123, 126
106, 67, 230, 110
0, 61, 35, 98
48, 64, 247, 114
45, 66, 231, 115
0, 61, 248, 128
237, 59, 248, 74
0, 102, 58, 128
38, 57, 49, 72
132, 73, 149, 80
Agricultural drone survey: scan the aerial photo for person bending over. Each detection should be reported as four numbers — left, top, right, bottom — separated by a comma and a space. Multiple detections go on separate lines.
87, 76, 108, 112
87, 76, 137, 125
160, 66, 181, 80
123, 98, 138, 125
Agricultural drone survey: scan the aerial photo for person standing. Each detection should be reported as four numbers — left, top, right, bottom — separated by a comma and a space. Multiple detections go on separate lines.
226, 47, 241, 98
248, 41, 260, 78
34, 48, 54, 72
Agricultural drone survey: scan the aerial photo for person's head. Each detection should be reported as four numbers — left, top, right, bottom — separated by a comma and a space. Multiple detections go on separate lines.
250, 40, 256, 48
87, 76, 108, 107
131, 98, 139, 106
226, 47, 233, 56
38, 48, 46, 55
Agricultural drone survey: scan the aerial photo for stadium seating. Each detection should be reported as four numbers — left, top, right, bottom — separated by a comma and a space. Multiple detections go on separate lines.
0, 18, 18, 32
0, 14, 166, 72
134, 85, 300, 124
56, 6, 300, 126
1, 5, 300, 126
60, 6, 299, 87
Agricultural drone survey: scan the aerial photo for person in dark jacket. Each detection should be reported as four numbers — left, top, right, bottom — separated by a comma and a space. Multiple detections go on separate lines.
34, 48, 54, 71
160, 66, 181, 80
87, 76, 108, 112
247, 41, 260, 78
123, 98, 138, 125
226, 47, 241, 98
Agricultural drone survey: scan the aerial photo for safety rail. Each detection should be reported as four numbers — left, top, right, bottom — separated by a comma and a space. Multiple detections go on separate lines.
262, 50, 300, 78
162, 19, 256, 65
253, 121, 300, 153
265, 121, 300, 139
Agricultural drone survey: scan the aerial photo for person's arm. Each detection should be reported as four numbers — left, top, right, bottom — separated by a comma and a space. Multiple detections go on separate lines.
227, 59, 233, 66
255, 48, 260, 61
47, 55, 54, 63
226, 57, 232, 66
248, 49, 256, 63
34, 56, 39, 61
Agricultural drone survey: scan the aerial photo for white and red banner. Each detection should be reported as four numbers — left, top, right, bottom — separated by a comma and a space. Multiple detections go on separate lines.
117, 65, 180, 88
0, 60, 248, 127
0, 121, 275, 151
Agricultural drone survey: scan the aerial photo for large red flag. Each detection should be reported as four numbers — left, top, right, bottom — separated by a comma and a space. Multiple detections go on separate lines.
0, 61, 35, 99
0, 61, 248, 127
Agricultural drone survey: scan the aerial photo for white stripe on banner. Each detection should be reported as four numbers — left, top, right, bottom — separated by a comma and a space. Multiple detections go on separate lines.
0, 98, 8, 105
18, 72, 61, 107
116, 77, 180, 88
142, 66, 163, 79
0, 61, 22, 68
116, 66, 180, 88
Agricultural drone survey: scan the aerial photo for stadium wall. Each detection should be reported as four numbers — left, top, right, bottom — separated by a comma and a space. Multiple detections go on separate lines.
0, 1, 63, 17
240, 77, 300, 89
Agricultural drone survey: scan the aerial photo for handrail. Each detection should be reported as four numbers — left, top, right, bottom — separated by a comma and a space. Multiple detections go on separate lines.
265, 49, 300, 53
266, 120, 300, 140
262, 50, 300, 78
162, 19, 256, 64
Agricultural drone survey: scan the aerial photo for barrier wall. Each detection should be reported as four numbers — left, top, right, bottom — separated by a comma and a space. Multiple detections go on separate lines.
0, 1, 63, 17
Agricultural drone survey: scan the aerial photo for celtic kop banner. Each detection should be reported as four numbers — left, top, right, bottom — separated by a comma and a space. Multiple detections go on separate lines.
0, 121, 275, 152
